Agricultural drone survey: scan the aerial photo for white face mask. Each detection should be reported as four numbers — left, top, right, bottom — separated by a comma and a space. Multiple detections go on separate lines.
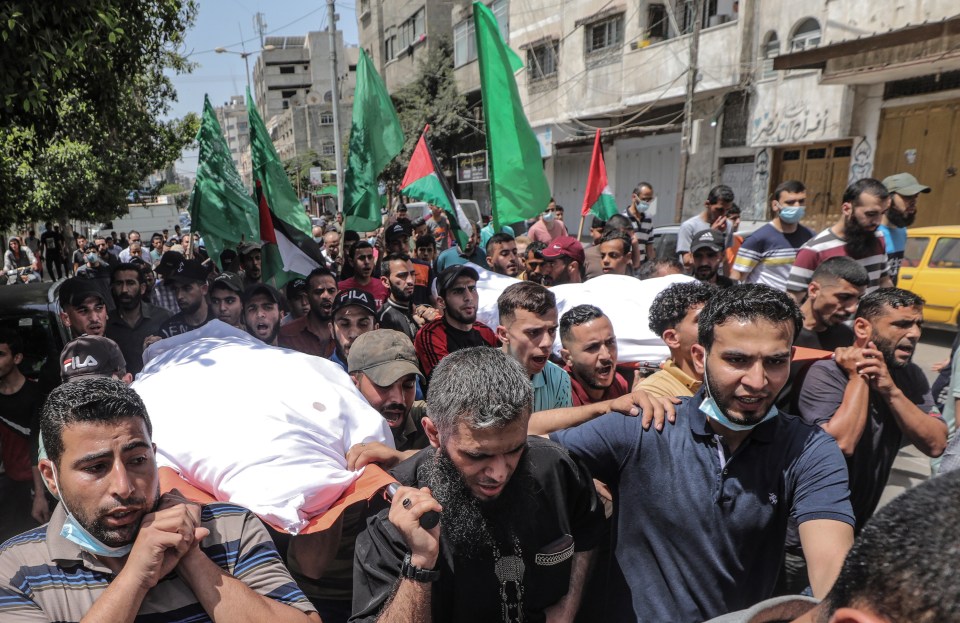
542, 210, 556, 223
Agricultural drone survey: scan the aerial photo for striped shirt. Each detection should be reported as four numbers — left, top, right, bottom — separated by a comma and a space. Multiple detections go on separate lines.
625, 211, 654, 263
0, 502, 315, 622
786, 228, 889, 294
733, 223, 815, 291
414, 318, 499, 382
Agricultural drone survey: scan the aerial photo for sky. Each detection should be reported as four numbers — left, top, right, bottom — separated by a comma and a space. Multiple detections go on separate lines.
168, 0, 359, 177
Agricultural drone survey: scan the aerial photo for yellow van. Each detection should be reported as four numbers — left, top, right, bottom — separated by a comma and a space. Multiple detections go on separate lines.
899, 226, 960, 329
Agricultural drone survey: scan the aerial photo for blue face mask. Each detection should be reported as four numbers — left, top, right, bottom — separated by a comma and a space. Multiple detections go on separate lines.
51, 466, 134, 558
636, 200, 651, 213
778, 205, 805, 224
542, 210, 556, 223
698, 367, 779, 432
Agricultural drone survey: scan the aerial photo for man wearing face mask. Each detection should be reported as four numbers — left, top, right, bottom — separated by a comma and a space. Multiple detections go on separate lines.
0, 377, 321, 622
623, 182, 656, 265
731, 180, 814, 289
551, 285, 855, 622
877, 172, 930, 284
526, 199, 569, 244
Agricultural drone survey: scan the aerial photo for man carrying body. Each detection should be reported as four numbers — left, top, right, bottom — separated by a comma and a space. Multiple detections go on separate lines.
731, 180, 815, 289
639, 281, 715, 398
280, 267, 337, 358
540, 236, 585, 286
676, 184, 735, 267
330, 288, 379, 371
690, 230, 735, 287
485, 233, 521, 277
519, 241, 547, 284
623, 182, 656, 266
0, 330, 48, 541
877, 172, 930, 284
0, 376, 320, 622
787, 178, 894, 302
559, 305, 630, 405
243, 284, 284, 346
106, 263, 172, 375
552, 285, 855, 622
59, 277, 108, 338
338, 241, 388, 310
795, 257, 868, 350
152, 259, 213, 340
414, 266, 498, 382
238, 241, 263, 289
351, 347, 605, 622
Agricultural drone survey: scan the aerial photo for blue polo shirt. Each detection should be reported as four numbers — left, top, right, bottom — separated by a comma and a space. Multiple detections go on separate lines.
551, 389, 853, 623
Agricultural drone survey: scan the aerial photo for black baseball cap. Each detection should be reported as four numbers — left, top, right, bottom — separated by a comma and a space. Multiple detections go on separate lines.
435, 265, 480, 297
286, 277, 308, 299
332, 288, 377, 317
165, 258, 208, 284
211, 271, 243, 294
58, 278, 107, 309
60, 336, 126, 382
242, 283, 283, 306
690, 229, 725, 254
157, 251, 185, 275
385, 222, 410, 242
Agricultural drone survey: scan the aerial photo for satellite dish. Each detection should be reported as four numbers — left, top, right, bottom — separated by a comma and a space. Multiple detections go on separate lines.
289, 94, 304, 107
306, 91, 322, 105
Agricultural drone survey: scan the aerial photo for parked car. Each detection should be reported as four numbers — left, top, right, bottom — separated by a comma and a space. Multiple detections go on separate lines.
650, 220, 768, 261
899, 225, 960, 330
0, 281, 70, 391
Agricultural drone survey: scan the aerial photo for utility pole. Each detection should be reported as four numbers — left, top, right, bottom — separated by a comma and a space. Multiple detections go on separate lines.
327, 0, 345, 215
675, 0, 704, 222
254, 12, 267, 49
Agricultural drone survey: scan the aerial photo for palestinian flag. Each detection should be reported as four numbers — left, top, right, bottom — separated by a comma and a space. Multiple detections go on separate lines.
581, 129, 619, 220
399, 125, 472, 250
254, 180, 327, 285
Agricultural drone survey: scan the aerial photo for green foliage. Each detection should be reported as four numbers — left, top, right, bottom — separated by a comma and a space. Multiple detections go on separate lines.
0, 1, 199, 228
283, 150, 332, 196
382, 36, 469, 183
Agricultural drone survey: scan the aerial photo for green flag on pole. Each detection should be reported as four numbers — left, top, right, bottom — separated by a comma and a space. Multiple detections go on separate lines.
474, 1, 551, 230
342, 48, 405, 233
247, 88, 325, 288
188, 95, 260, 269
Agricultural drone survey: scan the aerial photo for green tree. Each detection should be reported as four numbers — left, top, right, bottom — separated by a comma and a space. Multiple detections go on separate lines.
283, 150, 332, 198
382, 36, 469, 184
0, 1, 199, 228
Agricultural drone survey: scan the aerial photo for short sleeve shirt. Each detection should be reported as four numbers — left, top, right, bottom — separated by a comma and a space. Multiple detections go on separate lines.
337, 277, 388, 310
676, 214, 710, 255
733, 223, 814, 290
551, 390, 853, 622
532, 360, 573, 412
786, 228, 889, 294
624, 210, 654, 263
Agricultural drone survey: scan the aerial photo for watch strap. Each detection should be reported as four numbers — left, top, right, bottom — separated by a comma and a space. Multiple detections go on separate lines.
400, 553, 441, 582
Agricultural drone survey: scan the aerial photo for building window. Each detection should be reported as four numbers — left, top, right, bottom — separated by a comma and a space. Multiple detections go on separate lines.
526, 40, 558, 82
761, 31, 779, 79
279, 65, 295, 74
454, 0, 509, 68
647, 4, 668, 40
322, 142, 336, 156
282, 100, 289, 110
320, 112, 333, 125
397, 8, 426, 54
790, 18, 821, 52
281, 90, 297, 99
385, 34, 397, 61
586, 15, 623, 54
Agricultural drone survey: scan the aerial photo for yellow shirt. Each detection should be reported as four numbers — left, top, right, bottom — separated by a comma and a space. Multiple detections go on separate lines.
638, 359, 702, 399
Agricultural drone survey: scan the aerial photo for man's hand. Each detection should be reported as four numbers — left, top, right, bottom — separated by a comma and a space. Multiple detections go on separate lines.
855, 342, 897, 396
607, 388, 678, 431
143, 335, 162, 350
388, 486, 441, 569
711, 215, 728, 232
834, 346, 866, 378
31, 491, 50, 523
121, 495, 209, 591
346, 441, 407, 470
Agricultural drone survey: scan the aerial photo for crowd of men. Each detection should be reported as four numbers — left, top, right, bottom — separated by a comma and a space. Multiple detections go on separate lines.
0, 172, 957, 622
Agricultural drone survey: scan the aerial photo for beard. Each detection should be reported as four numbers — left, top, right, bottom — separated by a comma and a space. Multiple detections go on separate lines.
445, 305, 476, 326
886, 209, 915, 228
67, 485, 161, 547
416, 447, 536, 559
706, 372, 770, 427
389, 282, 412, 304
843, 215, 879, 258
871, 331, 910, 369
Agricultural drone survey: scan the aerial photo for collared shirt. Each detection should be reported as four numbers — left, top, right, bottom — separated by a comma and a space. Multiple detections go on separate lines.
0, 502, 315, 621
106, 301, 172, 375
533, 360, 573, 412
278, 315, 335, 358
152, 278, 180, 314
551, 389, 853, 622
565, 365, 629, 406
638, 359, 702, 399
351, 437, 606, 622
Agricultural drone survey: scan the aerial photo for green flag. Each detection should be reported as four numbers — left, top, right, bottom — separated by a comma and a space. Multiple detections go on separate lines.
342, 48, 404, 233
474, 1, 551, 230
188, 95, 260, 269
247, 88, 325, 288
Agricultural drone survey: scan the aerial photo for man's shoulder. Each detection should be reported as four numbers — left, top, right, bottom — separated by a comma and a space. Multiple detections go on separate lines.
0, 525, 48, 559
279, 315, 308, 336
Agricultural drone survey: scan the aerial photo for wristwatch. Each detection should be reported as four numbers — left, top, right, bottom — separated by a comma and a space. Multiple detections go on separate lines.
400, 553, 441, 582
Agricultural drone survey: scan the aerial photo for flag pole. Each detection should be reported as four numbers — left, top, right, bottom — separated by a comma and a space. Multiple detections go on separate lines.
576, 214, 586, 243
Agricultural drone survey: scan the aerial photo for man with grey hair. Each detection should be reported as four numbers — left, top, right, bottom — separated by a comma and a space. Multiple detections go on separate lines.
352, 347, 605, 622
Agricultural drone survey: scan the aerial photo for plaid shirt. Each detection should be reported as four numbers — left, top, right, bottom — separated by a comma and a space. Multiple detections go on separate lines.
152, 279, 180, 315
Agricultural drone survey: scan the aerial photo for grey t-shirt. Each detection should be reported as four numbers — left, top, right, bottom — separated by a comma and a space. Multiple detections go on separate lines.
677, 214, 709, 255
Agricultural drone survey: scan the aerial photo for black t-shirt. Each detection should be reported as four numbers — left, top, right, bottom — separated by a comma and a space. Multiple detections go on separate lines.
39, 231, 63, 258
156, 306, 213, 339
794, 324, 855, 351
0, 379, 45, 482
352, 437, 606, 622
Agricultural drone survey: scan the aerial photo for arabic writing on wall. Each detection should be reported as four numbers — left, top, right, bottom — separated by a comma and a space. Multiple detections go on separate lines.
752, 103, 830, 145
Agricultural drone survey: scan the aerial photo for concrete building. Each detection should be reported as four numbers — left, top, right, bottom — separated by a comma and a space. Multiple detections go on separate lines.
214, 95, 252, 190
252, 32, 357, 166
356, 0, 453, 92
